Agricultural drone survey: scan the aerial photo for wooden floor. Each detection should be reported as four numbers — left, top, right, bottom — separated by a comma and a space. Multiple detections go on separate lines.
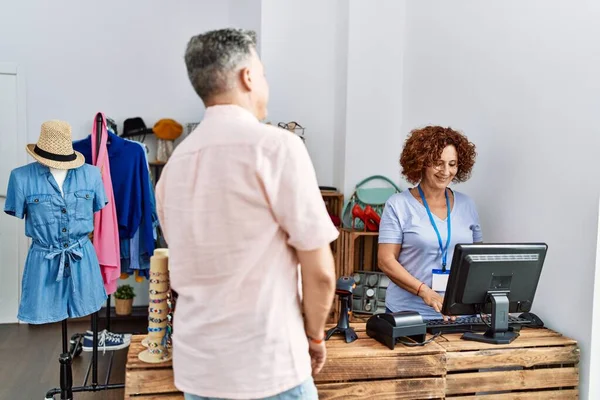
0, 319, 146, 400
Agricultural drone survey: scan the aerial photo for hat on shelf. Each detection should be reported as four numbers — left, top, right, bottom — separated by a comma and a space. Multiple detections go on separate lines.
122, 117, 153, 138
153, 119, 183, 141
26, 120, 85, 169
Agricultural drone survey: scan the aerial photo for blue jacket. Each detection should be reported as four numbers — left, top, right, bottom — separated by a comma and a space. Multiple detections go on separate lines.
73, 132, 155, 256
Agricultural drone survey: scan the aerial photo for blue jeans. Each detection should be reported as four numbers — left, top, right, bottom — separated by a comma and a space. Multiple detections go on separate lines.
184, 377, 319, 400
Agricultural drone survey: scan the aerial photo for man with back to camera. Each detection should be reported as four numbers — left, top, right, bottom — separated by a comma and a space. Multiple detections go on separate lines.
155, 28, 339, 400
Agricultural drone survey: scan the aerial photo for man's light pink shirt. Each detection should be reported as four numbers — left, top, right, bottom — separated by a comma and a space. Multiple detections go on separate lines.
155, 105, 339, 399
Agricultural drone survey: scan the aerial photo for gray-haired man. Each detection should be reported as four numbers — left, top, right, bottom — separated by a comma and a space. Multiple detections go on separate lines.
156, 28, 338, 400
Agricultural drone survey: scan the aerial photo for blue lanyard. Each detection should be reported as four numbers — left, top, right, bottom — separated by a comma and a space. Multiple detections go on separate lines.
418, 185, 451, 271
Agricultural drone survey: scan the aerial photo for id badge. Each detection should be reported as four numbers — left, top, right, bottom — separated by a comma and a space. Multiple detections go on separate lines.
432, 269, 450, 293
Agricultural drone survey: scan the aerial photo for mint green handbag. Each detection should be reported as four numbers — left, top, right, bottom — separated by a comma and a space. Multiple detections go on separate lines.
342, 175, 402, 229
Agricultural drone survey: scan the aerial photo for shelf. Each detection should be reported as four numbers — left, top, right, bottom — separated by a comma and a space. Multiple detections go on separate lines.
98, 306, 148, 322
340, 227, 380, 236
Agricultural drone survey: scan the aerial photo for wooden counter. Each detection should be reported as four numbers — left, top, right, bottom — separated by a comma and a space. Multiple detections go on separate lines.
438, 325, 579, 399
125, 324, 579, 399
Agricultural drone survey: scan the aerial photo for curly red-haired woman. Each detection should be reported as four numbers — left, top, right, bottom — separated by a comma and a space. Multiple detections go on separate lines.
378, 126, 482, 320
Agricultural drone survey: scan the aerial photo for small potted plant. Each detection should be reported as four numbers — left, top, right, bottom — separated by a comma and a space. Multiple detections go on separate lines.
114, 284, 136, 316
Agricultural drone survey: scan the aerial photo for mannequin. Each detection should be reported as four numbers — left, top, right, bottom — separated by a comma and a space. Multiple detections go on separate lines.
50, 167, 67, 197
4, 120, 109, 326
4, 120, 132, 399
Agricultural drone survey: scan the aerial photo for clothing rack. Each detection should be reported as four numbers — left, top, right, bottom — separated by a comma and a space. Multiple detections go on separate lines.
45, 113, 124, 400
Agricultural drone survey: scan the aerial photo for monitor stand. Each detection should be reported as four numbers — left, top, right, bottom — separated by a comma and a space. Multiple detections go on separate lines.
462, 291, 519, 344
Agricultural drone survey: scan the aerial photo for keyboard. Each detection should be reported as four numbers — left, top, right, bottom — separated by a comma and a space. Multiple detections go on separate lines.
426, 316, 532, 334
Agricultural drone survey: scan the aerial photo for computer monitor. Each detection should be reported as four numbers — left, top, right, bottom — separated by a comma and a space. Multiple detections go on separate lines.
441, 243, 548, 344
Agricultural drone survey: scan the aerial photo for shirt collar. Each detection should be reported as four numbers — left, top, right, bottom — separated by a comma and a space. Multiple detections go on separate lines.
106, 130, 126, 154
203, 104, 259, 123
37, 162, 51, 175
83, 130, 126, 155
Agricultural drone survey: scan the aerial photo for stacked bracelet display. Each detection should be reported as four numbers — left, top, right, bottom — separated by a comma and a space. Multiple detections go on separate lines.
139, 250, 173, 364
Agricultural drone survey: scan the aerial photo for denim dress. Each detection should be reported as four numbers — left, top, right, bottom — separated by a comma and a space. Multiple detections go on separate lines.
4, 162, 109, 324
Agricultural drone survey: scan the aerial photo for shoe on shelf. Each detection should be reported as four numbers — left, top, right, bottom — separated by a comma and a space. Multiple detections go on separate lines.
85, 329, 132, 343
82, 330, 130, 352
351, 204, 379, 232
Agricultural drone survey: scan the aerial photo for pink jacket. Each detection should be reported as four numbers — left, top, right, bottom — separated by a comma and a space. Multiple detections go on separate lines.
91, 113, 121, 295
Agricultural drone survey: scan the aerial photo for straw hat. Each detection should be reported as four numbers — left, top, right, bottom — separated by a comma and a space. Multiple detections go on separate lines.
26, 120, 85, 169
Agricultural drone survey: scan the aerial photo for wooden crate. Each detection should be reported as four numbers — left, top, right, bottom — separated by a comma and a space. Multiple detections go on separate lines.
125, 325, 579, 399
125, 336, 182, 399
125, 331, 446, 400
321, 190, 344, 219
319, 324, 446, 399
336, 228, 380, 277
439, 327, 579, 398
322, 190, 344, 257
329, 228, 380, 324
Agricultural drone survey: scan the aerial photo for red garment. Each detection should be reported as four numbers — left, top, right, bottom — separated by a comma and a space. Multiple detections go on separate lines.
91, 113, 120, 294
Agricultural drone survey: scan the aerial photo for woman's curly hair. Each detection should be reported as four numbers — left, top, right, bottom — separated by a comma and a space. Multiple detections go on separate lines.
400, 126, 476, 185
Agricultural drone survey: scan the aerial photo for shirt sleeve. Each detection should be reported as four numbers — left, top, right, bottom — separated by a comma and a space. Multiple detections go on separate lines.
92, 167, 108, 212
4, 170, 26, 219
378, 198, 403, 244
469, 198, 483, 243
259, 135, 339, 251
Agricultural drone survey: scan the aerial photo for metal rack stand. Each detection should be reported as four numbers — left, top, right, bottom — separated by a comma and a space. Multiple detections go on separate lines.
45, 113, 124, 399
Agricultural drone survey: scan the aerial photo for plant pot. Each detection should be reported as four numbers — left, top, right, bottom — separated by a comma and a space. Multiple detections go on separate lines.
115, 298, 133, 316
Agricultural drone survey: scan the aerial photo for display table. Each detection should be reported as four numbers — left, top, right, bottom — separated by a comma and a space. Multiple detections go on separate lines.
124, 324, 579, 399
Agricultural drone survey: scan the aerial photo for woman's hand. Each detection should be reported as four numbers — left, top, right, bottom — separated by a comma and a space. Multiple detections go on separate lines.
418, 286, 456, 321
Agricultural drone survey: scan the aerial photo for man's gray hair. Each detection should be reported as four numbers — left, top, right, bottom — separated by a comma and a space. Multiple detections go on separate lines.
184, 28, 257, 101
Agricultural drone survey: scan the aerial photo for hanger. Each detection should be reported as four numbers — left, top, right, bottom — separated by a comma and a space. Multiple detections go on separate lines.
106, 117, 118, 135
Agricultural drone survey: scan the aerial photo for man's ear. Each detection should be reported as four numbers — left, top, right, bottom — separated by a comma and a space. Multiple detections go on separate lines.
240, 66, 252, 92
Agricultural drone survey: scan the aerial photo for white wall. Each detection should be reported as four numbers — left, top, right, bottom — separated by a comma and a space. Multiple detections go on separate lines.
343, 0, 407, 198
401, 1, 600, 397
0, 0, 230, 306
259, 0, 407, 192
260, 0, 340, 187
0, 0, 228, 144
332, 0, 350, 192
229, 0, 262, 54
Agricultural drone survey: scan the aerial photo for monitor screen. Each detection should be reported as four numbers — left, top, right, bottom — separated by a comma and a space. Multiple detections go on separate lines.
442, 243, 548, 316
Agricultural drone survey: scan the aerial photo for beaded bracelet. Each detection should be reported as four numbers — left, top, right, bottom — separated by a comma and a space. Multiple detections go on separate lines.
148, 326, 165, 333
149, 316, 168, 324
150, 271, 169, 277
148, 307, 165, 314
149, 278, 169, 284
148, 348, 165, 355
149, 288, 169, 295
149, 297, 167, 304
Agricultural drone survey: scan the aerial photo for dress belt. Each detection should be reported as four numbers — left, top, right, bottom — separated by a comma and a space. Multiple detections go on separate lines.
32, 236, 89, 282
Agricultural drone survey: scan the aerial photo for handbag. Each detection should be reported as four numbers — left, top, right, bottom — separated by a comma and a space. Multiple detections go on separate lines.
342, 175, 402, 230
